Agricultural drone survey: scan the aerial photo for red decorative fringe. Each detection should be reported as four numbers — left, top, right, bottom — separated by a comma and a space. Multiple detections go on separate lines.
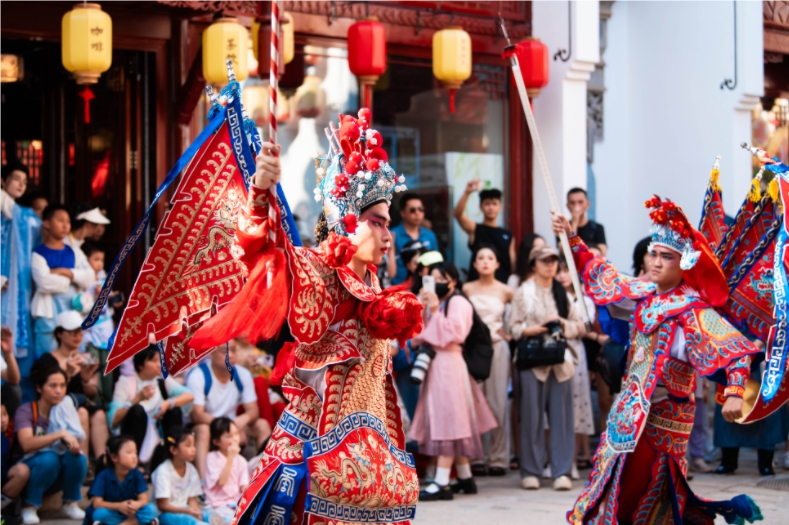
269, 341, 297, 386
190, 248, 289, 349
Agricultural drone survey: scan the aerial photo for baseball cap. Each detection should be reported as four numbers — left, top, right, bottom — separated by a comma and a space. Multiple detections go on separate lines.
55, 310, 84, 331
76, 208, 110, 225
528, 245, 560, 263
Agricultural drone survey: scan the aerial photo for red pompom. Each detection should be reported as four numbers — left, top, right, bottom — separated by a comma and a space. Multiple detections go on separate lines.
367, 147, 388, 162
342, 214, 358, 234
340, 121, 361, 143
321, 231, 358, 268
365, 131, 383, 148
366, 158, 381, 172
357, 108, 372, 122
358, 287, 424, 347
345, 160, 361, 176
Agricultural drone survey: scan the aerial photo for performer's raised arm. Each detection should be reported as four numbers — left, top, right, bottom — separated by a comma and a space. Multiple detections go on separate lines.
234, 143, 281, 270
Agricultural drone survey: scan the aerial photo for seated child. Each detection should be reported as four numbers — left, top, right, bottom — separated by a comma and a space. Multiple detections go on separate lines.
203, 418, 249, 524
85, 435, 159, 525
151, 428, 220, 525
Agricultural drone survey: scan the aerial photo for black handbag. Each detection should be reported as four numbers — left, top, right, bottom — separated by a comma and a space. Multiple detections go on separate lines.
515, 322, 567, 371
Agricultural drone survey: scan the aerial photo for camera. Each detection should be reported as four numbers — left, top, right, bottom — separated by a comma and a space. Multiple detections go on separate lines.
410, 344, 436, 384
544, 319, 563, 338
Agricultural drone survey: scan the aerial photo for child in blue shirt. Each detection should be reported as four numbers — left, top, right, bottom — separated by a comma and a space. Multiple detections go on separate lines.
31, 205, 94, 357
85, 435, 158, 525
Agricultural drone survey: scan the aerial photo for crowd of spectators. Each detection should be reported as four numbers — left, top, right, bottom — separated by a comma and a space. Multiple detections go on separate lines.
2, 159, 788, 521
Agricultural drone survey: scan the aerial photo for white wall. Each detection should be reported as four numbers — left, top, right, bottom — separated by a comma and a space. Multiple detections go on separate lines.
592, 1, 763, 272
532, 1, 599, 242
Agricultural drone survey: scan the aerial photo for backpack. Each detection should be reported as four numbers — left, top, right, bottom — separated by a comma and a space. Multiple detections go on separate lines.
444, 293, 494, 382
197, 362, 244, 397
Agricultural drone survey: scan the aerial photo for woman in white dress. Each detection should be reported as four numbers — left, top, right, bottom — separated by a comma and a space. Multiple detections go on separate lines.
463, 245, 514, 477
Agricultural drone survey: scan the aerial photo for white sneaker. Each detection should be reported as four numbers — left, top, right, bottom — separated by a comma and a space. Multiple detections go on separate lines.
61, 501, 86, 520
553, 475, 572, 491
521, 476, 540, 490
21, 507, 40, 525
542, 465, 552, 479
571, 464, 580, 480
783, 452, 789, 470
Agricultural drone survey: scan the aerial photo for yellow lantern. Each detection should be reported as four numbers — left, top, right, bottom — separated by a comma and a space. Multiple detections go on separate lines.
62, 3, 112, 85
282, 12, 295, 65
242, 85, 269, 127
432, 26, 472, 112
203, 17, 248, 84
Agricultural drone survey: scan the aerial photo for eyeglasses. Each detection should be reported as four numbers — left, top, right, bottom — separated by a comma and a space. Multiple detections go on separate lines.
407, 207, 424, 213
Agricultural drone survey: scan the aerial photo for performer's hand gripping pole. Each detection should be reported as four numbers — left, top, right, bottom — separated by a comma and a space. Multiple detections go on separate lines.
265, 0, 281, 287
499, 16, 592, 330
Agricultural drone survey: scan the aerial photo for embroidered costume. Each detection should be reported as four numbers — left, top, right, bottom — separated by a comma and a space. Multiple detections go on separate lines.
89, 63, 422, 525
192, 110, 422, 525
567, 197, 763, 525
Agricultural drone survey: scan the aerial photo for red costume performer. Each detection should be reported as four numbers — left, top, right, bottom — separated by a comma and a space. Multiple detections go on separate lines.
563, 198, 763, 525
188, 110, 424, 525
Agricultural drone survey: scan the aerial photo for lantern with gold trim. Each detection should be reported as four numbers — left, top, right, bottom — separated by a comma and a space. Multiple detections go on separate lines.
61, 3, 112, 85
203, 16, 248, 85
432, 26, 472, 113
348, 18, 386, 110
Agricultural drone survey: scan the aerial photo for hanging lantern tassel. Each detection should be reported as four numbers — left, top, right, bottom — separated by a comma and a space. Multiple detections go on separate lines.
79, 85, 95, 123
449, 87, 456, 113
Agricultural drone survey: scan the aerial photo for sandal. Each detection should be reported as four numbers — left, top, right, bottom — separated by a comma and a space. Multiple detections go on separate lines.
510, 457, 520, 470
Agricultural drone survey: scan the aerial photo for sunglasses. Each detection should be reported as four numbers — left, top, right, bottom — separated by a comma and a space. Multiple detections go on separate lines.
407, 207, 424, 213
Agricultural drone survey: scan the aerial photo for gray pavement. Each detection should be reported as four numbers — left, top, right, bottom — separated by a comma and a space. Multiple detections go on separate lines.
413, 452, 789, 525
25, 450, 789, 525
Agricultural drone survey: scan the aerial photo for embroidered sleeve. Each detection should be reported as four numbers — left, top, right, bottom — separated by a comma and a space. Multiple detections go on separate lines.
680, 308, 760, 385
568, 234, 595, 273
724, 355, 750, 398
234, 183, 272, 271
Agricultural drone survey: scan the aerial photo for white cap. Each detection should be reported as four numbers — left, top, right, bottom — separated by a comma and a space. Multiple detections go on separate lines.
76, 208, 110, 225
55, 310, 84, 331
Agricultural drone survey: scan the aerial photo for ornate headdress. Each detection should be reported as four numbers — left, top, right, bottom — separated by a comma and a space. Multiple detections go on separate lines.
645, 196, 701, 270
314, 108, 406, 237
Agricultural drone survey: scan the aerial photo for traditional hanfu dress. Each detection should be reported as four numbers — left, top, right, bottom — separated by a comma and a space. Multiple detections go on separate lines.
0, 189, 41, 377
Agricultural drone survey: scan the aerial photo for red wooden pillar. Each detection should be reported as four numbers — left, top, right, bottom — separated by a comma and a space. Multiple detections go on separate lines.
508, 72, 533, 246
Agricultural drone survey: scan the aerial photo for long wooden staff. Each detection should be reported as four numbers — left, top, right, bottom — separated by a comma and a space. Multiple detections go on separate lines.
500, 17, 592, 328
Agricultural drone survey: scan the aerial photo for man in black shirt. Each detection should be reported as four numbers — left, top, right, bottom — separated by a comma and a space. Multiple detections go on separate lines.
566, 187, 607, 255
453, 179, 515, 283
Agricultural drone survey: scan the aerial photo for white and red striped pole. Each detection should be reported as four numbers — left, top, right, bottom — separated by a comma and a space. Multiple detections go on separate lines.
267, 0, 280, 244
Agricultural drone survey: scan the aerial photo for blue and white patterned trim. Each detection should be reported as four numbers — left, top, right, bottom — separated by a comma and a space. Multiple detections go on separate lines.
276, 411, 318, 441
304, 495, 416, 523
304, 411, 415, 469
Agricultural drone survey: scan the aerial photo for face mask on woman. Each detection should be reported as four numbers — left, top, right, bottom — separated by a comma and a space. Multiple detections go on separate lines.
435, 282, 451, 299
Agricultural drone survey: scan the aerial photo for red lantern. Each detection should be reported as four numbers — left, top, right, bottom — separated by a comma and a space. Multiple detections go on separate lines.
256, 20, 284, 79
505, 37, 549, 98
347, 18, 386, 111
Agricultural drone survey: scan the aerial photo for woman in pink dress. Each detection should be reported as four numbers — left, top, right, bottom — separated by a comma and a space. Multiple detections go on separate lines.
409, 261, 497, 501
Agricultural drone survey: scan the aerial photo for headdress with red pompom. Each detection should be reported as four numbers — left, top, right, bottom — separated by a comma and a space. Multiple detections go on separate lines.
313, 108, 406, 236
645, 196, 701, 270
643, 195, 730, 307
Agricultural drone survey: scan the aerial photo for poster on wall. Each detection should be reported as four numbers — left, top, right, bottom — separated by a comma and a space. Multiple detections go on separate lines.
445, 152, 504, 277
